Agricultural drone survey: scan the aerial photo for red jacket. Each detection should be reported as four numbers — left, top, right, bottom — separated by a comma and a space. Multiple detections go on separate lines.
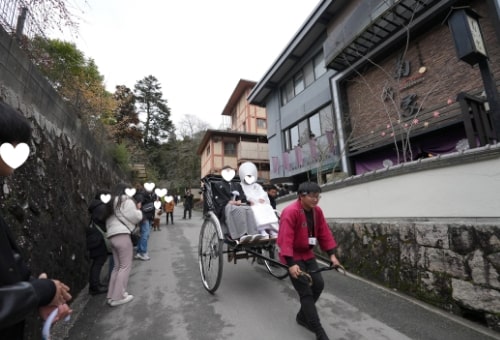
277, 199, 337, 263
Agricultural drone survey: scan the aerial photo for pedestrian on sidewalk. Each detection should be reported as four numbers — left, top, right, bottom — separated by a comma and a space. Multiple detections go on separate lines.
164, 195, 175, 225
133, 184, 157, 260
277, 181, 341, 340
105, 183, 143, 307
183, 189, 193, 219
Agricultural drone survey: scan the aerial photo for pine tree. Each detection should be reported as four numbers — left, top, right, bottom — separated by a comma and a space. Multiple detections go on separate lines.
134, 75, 174, 147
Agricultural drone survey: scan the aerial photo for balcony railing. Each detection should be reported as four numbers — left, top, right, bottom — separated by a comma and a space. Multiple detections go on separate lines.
272, 134, 340, 178
238, 141, 269, 161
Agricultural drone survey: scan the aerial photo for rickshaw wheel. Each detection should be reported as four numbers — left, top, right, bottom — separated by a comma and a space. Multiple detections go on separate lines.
263, 243, 288, 279
198, 213, 224, 293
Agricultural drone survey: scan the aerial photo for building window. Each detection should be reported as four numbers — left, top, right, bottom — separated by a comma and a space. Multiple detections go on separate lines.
281, 87, 288, 106
284, 129, 291, 151
313, 51, 326, 79
304, 62, 315, 87
257, 118, 267, 129
298, 119, 310, 145
290, 126, 299, 148
319, 105, 334, 134
206, 145, 210, 156
224, 142, 236, 156
282, 105, 335, 151
285, 81, 294, 104
280, 51, 327, 106
294, 71, 305, 95
309, 113, 321, 138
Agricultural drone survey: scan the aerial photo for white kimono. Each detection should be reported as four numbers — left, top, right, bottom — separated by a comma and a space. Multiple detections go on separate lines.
239, 162, 278, 232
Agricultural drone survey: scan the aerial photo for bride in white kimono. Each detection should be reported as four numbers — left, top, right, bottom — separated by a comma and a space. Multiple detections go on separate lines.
238, 161, 279, 238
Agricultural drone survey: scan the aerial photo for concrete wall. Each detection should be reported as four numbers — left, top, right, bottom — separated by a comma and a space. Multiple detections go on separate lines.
0, 27, 125, 338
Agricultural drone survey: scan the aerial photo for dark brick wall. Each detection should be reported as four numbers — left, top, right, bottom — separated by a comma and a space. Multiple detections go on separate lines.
344, 0, 500, 138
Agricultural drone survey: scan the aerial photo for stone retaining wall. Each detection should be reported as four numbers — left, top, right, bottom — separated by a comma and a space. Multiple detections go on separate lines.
0, 25, 125, 338
329, 220, 500, 331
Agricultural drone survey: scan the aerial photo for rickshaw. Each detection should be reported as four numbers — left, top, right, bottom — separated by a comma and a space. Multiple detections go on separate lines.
198, 174, 288, 293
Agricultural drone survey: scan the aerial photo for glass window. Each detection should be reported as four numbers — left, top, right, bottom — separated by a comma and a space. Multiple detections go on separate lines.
304, 62, 314, 87
298, 119, 310, 145
285, 80, 294, 103
206, 145, 210, 156
257, 118, 266, 129
290, 126, 299, 148
280, 87, 288, 106
294, 71, 305, 95
313, 52, 326, 79
284, 129, 291, 151
224, 142, 236, 156
309, 113, 321, 138
319, 106, 334, 134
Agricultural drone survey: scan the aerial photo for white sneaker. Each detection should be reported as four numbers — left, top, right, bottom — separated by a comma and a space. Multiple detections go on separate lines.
135, 253, 150, 261
109, 294, 134, 307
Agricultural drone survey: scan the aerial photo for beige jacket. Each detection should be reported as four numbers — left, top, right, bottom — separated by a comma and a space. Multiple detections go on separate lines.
106, 195, 143, 238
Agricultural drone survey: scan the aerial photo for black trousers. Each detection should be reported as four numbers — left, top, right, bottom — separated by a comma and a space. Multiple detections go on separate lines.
89, 253, 107, 289
289, 258, 325, 334
166, 212, 174, 224
183, 207, 192, 219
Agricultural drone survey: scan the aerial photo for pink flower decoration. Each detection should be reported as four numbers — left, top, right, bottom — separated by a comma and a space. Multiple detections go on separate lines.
447, 98, 453, 105
404, 123, 409, 128
381, 131, 386, 136
390, 132, 394, 137
433, 111, 440, 118
386, 124, 391, 129
413, 119, 419, 124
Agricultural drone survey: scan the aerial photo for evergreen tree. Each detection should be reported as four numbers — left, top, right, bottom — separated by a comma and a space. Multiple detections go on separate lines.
112, 85, 141, 144
134, 75, 174, 147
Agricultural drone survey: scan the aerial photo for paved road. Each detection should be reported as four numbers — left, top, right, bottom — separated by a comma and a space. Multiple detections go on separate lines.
54, 209, 499, 340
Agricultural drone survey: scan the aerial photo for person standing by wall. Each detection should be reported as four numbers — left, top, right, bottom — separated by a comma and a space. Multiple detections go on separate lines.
182, 189, 194, 219
86, 190, 111, 295
277, 181, 341, 340
133, 185, 156, 261
0, 101, 72, 338
105, 183, 143, 306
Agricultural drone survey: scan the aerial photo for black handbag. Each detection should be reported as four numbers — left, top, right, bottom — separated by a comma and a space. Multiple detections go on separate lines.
130, 226, 141, 246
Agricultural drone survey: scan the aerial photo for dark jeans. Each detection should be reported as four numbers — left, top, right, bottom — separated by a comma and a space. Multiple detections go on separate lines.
183, 206, 192, 219
289, 258, 325, 334
89, 254, 107, 289
166, 212, 174, 224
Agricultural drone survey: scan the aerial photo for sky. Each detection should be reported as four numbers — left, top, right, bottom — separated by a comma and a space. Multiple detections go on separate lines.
59, 0, 320, 129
